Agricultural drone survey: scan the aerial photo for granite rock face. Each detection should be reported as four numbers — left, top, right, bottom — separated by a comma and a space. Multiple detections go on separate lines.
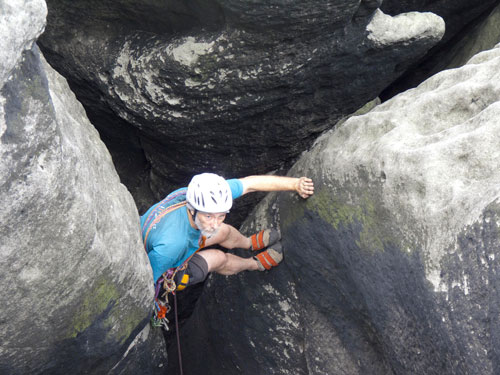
0, 1, 166, 372
38, 0, 445, 214
178, 45, 500, 374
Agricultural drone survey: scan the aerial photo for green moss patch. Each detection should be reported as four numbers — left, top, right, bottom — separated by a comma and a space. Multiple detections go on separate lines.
284, 187, 395, 253
106, 305, 147, 346
68, 275, 120, 338
66, 275, 147, 346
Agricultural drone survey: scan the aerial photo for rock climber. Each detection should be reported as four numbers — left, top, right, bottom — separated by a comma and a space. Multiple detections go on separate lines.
141, 173, 314, 295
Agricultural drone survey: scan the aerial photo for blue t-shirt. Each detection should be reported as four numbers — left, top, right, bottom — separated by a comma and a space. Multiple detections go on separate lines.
141, 178, 243, 282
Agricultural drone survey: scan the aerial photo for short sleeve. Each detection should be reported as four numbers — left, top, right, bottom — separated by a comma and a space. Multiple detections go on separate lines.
227, 178, 244, 199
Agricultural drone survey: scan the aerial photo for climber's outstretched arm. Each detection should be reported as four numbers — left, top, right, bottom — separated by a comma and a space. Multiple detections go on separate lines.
239, 175, 314, 199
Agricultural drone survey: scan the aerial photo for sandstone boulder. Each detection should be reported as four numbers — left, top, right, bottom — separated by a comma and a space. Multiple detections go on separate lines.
178, 44, 500, 374
0, 1, 166, 372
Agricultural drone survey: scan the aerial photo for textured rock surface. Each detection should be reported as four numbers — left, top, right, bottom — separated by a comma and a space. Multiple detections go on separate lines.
0, 0, 47, 83
0, 3, 166, 372
178, 45, 500, 374
38, 0, 444, 215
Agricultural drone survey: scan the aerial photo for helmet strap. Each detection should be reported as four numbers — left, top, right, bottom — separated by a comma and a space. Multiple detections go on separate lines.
189, 208, 198, 221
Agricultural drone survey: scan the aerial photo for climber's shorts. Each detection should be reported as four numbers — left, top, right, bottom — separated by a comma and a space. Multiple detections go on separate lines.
174, 253, 209, 291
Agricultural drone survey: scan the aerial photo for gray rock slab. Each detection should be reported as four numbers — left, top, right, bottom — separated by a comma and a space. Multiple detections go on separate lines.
0, 16, 165, 373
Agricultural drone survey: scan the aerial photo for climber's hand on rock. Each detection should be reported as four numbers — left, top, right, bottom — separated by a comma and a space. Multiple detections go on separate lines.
296, 177, 314, 198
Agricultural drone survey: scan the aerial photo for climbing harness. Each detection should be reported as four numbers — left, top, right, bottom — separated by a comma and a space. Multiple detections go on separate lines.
147, 237, 206, 330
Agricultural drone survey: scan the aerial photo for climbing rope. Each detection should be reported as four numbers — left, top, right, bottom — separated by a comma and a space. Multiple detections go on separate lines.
174, 292, 184, 375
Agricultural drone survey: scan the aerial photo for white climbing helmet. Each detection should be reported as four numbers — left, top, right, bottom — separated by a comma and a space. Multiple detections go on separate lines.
186, 173, 233, 213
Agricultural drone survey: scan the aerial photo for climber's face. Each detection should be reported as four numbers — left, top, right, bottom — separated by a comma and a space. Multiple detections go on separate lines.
194, 211, 226, 238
